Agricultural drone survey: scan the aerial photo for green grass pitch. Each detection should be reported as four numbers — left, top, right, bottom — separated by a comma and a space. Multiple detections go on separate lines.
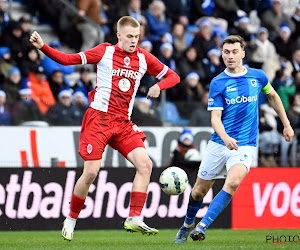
0, 229, 300, 249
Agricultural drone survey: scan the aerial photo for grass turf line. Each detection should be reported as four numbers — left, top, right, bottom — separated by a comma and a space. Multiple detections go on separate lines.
0, 229, 300, 250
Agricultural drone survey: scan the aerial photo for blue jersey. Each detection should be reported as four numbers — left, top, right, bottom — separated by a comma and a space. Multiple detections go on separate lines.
208, 67, 269, 146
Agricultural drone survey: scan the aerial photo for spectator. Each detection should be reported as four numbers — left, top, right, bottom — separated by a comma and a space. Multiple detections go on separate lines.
11, 87, 45, 125
137, 40, 157, 95
41, 40, 75, 78
291, 4, 300, 41
171, 22, 193, 58
27, 66, 56, 114
162, 0, 189, 26
158, 43, 176, 71
0, 89, 10, 125
119, 0, 147, 26
202, 48, 225, 86
72, 89, 89, 113
273, 25, 294, 61
258, 107, 280, 167
131, 97, 162, 126
18, 47, 41, 77
287, 92, 300, 141
0, 0, 10, 36
214, 0, 241, 27
71, 66, 94, 100
250, 27, 280, 82
139, 40, 153, 52
229, 16, 253, 42
1, 66, 21, 105
282, 0, 299, 18
19, 14, 32, 41
169, 128, 201, 168
189, 0, 214, 24
291, 48, 300, 72
1, 21, 32, 64
76, 0, 105, 51
0, 46, 13, 82
261, 0, 295, 40
273, 69, 296, 111
145, 0, 171, 55
47, 88, 83, 126
292, 70, 300, 92
177, 46, 205, 80
48, 69, 69, 100
192, 19, 216, 60
176, 72, 204, 103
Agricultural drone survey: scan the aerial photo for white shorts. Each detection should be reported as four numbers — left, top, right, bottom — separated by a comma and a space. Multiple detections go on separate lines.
198, 140, 257, 180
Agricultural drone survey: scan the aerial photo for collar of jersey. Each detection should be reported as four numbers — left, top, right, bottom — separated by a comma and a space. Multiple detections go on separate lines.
224, 67, 247, 77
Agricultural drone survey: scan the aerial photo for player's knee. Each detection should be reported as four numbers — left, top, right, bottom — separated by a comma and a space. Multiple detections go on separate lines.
226, 180, 240, 192
192, 188, 207, 200
138, 158, 152, 176
83, 169, 98, 184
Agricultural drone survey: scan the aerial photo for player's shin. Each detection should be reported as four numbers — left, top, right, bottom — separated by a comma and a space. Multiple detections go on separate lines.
69, 193, 86, 219
200, 189, 232, 229
184, 192, 203, 227
129, 191, 147, 217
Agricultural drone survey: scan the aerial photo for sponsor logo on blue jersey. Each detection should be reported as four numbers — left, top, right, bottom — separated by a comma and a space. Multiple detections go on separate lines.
225, 95, 257, 105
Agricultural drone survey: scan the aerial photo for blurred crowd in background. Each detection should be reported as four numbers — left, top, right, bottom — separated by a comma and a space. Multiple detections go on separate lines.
0, 0, 299, 166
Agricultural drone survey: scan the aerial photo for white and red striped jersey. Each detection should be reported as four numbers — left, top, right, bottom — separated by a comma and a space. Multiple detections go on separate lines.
41, 43, 179, 119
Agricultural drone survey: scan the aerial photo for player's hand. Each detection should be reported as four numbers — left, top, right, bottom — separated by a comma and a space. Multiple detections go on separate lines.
146, 84, 160, 99
29, 31, 44, 49
283, 125, 294, 142
223, 135, 239, 150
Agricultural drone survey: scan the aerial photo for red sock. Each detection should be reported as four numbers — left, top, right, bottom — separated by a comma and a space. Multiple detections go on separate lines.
129, 192, 147, 217
69, 193, 86, 219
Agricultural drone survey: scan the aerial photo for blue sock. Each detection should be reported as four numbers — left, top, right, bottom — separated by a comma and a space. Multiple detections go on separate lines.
200, 189, 232, 229
184, 193, 203, 225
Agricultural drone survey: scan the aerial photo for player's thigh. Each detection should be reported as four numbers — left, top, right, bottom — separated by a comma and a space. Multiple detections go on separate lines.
198, 141, 228, 180
127, 147, 152, 171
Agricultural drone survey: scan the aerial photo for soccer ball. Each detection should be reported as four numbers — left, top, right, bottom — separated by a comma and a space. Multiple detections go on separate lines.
159, 167, 188, 195
184, 148, 201, 161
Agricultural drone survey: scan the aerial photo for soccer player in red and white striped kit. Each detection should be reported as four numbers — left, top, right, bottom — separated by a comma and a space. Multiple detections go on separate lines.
30, 16, 180, 240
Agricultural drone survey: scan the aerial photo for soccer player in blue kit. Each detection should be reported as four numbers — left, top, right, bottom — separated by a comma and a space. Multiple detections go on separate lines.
174, 35, 294, 243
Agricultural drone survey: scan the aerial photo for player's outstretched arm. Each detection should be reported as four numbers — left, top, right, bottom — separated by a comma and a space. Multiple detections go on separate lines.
266, 88, 294, 142
29, 31, 44, 49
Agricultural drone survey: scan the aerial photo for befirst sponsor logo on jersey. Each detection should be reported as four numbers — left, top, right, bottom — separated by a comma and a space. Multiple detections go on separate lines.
106, 67, 140, 79
225, 95, 257, 105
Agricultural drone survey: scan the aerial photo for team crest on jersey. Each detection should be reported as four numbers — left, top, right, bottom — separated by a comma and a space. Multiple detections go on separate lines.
87, 144, 93, 154
250, 79, 257, 87
119, 78, 131, 92
124, 56, 130, 67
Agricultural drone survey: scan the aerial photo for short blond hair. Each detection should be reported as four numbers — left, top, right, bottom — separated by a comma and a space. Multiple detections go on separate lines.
117, 16, 140, 31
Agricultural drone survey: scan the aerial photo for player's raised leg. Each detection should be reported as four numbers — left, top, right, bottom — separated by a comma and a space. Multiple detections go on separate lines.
174, 177, 214, 243
62, 160, 101, 241
190, 164, 247, 241
124, 147, 158, 235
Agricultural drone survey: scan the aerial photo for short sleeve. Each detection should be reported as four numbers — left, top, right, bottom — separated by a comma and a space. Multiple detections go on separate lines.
208, 80, 224, 110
